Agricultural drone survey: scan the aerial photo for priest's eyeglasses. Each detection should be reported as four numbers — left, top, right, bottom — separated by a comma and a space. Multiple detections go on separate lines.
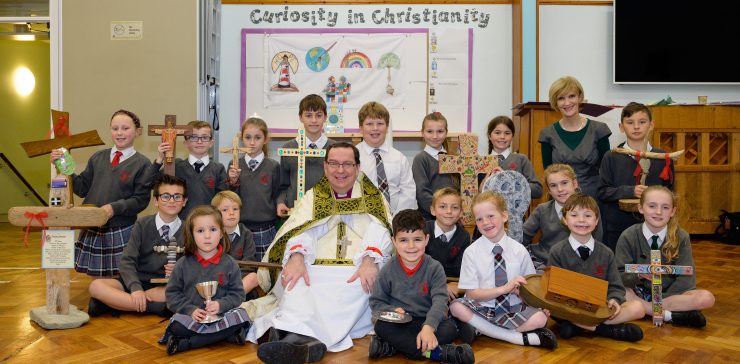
186, 135, 213, 142
326, 161, 357, 170
157, 193, 185, 202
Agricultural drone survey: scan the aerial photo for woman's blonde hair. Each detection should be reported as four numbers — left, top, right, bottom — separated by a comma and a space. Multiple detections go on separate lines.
548, 76, 584, 111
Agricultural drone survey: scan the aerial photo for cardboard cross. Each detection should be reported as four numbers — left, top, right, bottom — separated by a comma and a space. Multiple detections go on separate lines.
148, 115, 191, 176
219, 133, 253, 171
624, 250, 694, 326
439, 134, 497, 224
277, 128, 326, 204
9, 109, 108, 329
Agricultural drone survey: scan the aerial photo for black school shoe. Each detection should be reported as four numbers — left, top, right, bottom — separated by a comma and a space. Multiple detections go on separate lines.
595, 323, 643, 342
671, 310, 707, 328
257, 332, 327, 363
439, 343, 475, 364
87, 298, 119, 317
227, 325, 248, 345
166, 336, 190, 355
523, 328, 558, 349
454, 318, 478, 345
558, 320, 584, 339
368, 335, 396, 359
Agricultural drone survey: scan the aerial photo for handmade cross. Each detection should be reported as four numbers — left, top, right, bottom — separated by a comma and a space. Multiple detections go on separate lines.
219, 133, 253, 171
613, 127, 685, 212
277, 127, 326, 205
9, 109, 108, 329
153, 236, 184, 278
624, 250, 694, 326
439, 134, 497, 224
148, 114, 191, 176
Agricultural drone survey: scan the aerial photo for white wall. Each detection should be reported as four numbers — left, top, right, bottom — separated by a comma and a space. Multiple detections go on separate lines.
539, 5, 740, 107
219, 4, 512, 160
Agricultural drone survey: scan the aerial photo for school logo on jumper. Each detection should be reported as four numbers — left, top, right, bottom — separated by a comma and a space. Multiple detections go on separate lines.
207, 176, 215, 189
119, 170, 130, 183
508, 162, 518, 170
260, 173, 269, 186
235, 247, 243, 259
450, 245, 461, 258
217, 271, 225, 286
420, 281, 429, 295
594, 263, 605, 278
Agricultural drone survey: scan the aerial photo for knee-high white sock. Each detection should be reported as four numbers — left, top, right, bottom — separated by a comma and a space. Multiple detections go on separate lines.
467, 315, 540, 346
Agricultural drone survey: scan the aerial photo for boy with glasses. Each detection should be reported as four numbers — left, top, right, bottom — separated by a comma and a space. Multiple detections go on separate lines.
152, 120, 227, 218
88, 175, 188, 317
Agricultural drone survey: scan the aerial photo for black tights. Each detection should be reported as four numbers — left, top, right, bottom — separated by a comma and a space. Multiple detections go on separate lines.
169, 321, 244, 350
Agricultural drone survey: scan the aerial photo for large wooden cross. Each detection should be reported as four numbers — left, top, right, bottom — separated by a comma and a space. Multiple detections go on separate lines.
439, 134, 497, 224
624, 250, 694, 326
277, 128, 326, 204
613, 127, 684, 212
148, 115, 191, 176
219, 133, 253, 171
10, 109, 108, 329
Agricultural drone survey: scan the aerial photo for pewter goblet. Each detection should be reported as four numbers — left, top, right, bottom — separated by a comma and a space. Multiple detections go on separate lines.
195, 281, 222, 323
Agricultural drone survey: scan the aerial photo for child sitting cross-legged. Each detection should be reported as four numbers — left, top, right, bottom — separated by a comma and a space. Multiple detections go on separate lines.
369, 209, 474, 364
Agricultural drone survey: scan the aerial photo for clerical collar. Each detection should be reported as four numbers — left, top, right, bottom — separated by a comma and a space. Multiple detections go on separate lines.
195, 245, 223, 267
333, 188, 353, 199
490, 147, 511, 160
188, 154, 210, 167
399, 255, 424, 277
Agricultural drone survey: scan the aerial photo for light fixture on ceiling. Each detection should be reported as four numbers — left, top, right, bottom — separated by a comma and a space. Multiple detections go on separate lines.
0, 22, 49, 41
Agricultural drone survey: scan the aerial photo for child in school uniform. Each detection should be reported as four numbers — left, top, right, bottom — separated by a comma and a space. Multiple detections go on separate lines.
211, 191, 259, 297
424, 188, 471, 301
522, 164, 604, 272
598, 102, 675, 251
161, 205, 250, 355
480, 116, 543, 199
616, 186, 715, 328
227, 116, 281, 260
87, 174, 186, 317
538, 76, 611, 200
153, 120, 228, 219
357, 101, 417, 215
276, 94, 337, 218
450, 192, 557, 350
548, 193, 644, 342
51, 109, 153, 277
412, 112, 457, 221
370, 209, 474, 364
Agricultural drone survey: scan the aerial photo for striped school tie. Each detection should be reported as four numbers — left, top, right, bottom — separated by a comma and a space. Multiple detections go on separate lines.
492, 244, 509, 314
373, 148, 390, 203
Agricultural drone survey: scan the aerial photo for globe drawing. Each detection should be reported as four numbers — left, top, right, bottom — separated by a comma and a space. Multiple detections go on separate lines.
306, 47, 330, 72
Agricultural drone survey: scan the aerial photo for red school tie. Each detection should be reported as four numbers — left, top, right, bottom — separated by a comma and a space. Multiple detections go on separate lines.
111, 151, 123, 167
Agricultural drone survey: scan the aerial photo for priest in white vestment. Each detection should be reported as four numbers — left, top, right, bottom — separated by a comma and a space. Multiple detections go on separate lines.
246, 142, 393, 363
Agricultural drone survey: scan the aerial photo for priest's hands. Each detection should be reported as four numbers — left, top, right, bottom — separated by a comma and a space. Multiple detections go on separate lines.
347, 256, 378, 294
282, 253, 310, 290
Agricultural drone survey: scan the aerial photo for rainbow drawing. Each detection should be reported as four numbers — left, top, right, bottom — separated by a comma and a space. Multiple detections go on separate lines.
340, 51, 372, 68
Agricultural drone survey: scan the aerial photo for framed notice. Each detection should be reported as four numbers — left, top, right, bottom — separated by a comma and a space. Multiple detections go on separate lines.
42, 230, 75, 269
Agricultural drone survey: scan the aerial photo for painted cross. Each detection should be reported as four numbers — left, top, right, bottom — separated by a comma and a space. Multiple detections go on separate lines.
439, 134, 497, 224
277, 128, 326, 204
624, 250, 694, 326
153, 236, 184, 278
10, 109, 108, 329
219, 133, 253, 171
148, 115, 191, 176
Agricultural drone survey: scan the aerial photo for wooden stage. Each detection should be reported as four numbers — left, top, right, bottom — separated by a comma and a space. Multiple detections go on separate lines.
1, 223, 738, 363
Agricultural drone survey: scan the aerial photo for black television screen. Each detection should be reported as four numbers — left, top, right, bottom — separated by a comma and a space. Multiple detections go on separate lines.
614, 0, 740, 84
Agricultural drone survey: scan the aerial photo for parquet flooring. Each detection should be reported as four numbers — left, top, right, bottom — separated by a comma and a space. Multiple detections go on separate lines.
0, 222, 738, 363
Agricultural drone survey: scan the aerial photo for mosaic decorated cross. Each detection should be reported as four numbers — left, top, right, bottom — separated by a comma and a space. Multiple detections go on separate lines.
220, 133, 253, 171
439, 134, 497, 224
148, 115, 191, 176
10, 109, 108, 329
277, 128, 326, 205
624, 250, 694, 326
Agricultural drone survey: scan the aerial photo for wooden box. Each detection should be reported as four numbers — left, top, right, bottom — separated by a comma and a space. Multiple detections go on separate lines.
541, 266, 607, 312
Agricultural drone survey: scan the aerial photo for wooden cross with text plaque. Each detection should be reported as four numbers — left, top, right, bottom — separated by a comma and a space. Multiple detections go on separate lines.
439, 134, 497, 224
10, 109, 108, 329
277, 128, 326, 205
624, 250, 694, 326
148, 115, 191, 176
220, 133, 253, 171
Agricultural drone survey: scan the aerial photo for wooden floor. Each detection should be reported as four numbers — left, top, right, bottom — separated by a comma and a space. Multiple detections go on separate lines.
1, 223, 738, 363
